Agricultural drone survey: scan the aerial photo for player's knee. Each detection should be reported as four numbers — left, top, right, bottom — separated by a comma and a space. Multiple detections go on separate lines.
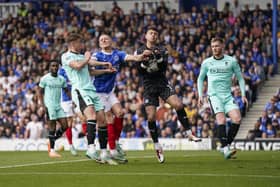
147, 115, 156, 122
175, 104, 184, 111
62, 125, 68, 132
216, 116, 226, 124
49, 125, 56, 131
145, 106, 156, 121
97, 116, 105, 124
232, 116, 242, 124
96, 111, 106, 125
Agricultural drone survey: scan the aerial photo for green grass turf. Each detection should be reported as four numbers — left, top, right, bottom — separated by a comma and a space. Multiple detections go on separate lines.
0, 151, 279, 187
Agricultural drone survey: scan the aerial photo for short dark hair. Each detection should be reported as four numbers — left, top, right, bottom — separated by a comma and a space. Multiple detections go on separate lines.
50, 61, 58, 65
46, 61, 58, 70
67, 32, 82, 43
146, 26, 158, 33
211, 37, 224, 44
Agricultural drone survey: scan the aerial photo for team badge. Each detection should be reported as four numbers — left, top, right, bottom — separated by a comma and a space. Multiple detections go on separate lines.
113, 55, 119, 61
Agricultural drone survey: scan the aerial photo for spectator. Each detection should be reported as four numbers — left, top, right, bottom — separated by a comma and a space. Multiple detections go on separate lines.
245, 67, 261, 102
18, 3, 28, 17
262, 123, 276, 138
24, 113, 43, 140
230, 0, 242, 18
156, 1, 169, 14
247, 120, 262, 140
259, 111, 272, 133
134, 118, 146, 138
271, 119, 280, 135
258, 51, 274, 79
122, 114, 135, 138
265, 97, 278, 113
112, 1, 123, 16
233, 87, 246, 116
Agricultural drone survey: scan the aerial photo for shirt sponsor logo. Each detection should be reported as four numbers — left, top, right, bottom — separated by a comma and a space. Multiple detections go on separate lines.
209, 68, 229, 73
46, 84, 63, 88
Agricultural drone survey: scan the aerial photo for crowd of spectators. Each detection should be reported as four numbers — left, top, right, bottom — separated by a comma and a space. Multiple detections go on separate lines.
0, 1, 277, 140
247, 89, 280, 139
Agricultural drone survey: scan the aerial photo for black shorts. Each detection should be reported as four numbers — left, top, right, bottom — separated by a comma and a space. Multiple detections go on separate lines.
143, 84, 175, 106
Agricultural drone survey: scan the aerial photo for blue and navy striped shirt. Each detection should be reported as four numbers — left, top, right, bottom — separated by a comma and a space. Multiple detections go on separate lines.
92, 50, 127, 93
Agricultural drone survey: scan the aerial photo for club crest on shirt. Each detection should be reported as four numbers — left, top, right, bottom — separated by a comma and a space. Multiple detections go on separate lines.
113, 55, 119, 61
225, 61, 228, 65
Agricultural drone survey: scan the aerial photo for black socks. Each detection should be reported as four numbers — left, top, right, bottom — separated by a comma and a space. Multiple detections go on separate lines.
217, 125, 228, 148
148, 121, 159, 143
87, 120, 96, 145
227, 123, 240, 145
98, 126, 108, 149
176, 108, 191, 130
48, 130, 56, 149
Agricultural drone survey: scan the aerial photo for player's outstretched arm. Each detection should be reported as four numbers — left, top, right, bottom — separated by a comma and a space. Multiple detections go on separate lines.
125, 50, 151, 62
88, 59, 112, 69
90, 68, 117, 76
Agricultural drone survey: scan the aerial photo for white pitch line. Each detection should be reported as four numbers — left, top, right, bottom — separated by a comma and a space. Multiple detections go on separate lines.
1, 155, 199, 169
0, 155, 155, 169
0, 154, 202, 169
0, 159, 89, 169
0, 172, 279, 179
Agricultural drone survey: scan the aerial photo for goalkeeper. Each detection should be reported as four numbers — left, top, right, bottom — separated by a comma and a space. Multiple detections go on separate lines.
136, 26, 201, 164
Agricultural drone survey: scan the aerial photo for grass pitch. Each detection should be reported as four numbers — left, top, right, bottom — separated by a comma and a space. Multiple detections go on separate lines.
0, 151, 279, 187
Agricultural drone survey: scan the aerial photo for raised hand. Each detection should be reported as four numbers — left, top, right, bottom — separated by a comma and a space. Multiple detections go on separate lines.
84, 51, 91, 62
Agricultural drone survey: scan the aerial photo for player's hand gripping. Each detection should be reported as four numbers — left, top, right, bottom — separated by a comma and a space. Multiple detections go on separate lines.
102, 62, 112, 69
141, 50, 152, 61
105, 67, 117, 73
84, 51, 91, 62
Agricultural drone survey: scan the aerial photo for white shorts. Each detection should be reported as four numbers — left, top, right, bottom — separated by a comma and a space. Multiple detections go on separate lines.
97, 91, 119, 112
61, 101, 74, 117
